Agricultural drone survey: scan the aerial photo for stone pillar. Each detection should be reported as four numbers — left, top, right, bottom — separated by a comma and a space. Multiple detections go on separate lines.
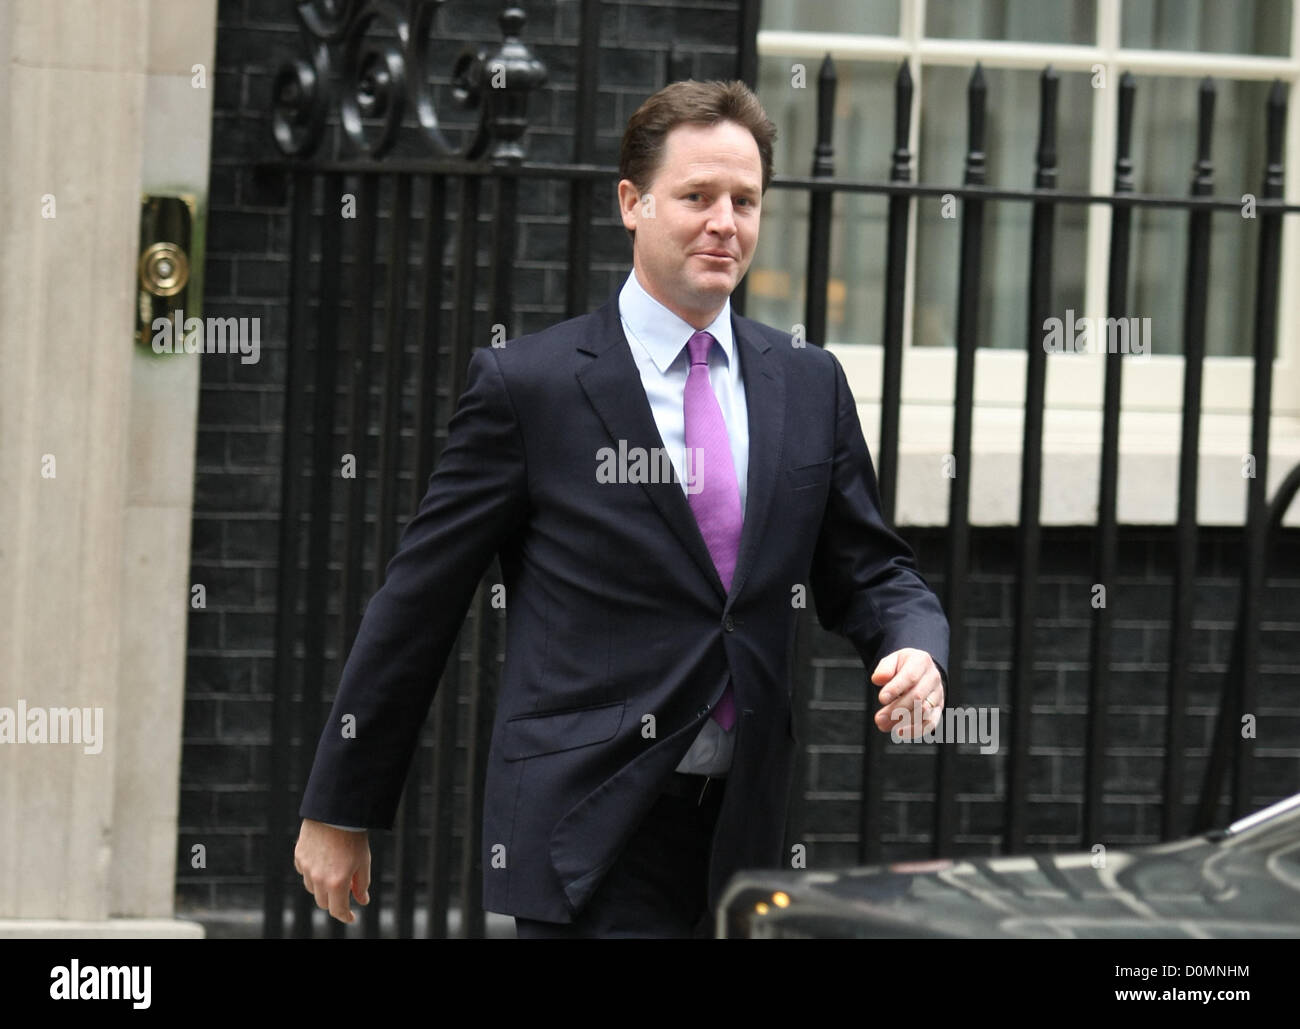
0, 0, 214, 938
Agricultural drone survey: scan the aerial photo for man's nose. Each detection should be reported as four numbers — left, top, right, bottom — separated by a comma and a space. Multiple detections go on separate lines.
705, 197, 737, 237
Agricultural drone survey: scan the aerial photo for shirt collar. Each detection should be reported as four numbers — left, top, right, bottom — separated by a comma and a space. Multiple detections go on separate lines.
618, 268, 734, 374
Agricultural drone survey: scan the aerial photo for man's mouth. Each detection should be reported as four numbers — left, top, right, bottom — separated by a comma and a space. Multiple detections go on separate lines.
694, 251, 735, 260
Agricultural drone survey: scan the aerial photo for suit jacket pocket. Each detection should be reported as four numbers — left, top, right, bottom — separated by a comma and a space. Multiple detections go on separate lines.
786, 458, 832, 490
501, 700, 625, 761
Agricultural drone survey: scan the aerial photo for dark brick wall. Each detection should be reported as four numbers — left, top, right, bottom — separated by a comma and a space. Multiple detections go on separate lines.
789, 526, 1300, 868
180, 0, 1300, 922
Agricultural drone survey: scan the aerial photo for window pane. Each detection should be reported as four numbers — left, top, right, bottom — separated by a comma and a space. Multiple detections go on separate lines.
1127, 76, 1273, 357
1122, 0, 1291, 57
913, 67, 1092, 350
926, 0, 1097, 44
750, 55, 899, 347
759, 0, 899, 35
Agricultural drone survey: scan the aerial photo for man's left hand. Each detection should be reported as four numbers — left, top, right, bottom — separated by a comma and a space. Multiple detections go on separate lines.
870, 648, 944, 739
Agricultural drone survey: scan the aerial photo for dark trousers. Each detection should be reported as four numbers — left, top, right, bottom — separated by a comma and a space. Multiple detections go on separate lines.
514, 775, 725, 939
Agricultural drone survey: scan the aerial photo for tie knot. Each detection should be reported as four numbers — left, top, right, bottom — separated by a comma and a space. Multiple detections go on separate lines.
687, 330, 715, 367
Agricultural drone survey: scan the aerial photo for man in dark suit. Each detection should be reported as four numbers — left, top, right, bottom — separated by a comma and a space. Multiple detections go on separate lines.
294, 80, 949, 939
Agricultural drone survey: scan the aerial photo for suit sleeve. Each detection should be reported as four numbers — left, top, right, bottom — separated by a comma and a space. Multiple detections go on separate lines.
808, 350, 951, 688
299, 345, 529, 829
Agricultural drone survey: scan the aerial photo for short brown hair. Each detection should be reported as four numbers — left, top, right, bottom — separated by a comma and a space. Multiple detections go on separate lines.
619, 79, 777, 197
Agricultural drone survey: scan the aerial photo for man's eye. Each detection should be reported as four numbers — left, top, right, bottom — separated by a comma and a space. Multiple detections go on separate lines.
685, 193, 703, 202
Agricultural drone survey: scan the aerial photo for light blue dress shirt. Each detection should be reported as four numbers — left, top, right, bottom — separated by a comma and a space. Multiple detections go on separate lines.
618, 268, 749, 777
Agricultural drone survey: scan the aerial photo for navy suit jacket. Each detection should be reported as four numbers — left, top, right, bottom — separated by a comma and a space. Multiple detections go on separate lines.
299, 289, 950, 923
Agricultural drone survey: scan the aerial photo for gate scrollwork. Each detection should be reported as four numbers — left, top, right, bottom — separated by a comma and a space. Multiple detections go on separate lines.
272, 0, 547, 162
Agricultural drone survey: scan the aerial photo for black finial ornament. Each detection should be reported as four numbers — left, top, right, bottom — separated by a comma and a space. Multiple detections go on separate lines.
479, 7, 549, 164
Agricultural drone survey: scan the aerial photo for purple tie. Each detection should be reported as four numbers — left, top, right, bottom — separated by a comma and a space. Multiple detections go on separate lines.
683, 330, 740, 731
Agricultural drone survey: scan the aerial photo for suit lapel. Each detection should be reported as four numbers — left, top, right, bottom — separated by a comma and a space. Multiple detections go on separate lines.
574, 295, 787, 608
576, 297, 725, 598
726, 313, 784, 608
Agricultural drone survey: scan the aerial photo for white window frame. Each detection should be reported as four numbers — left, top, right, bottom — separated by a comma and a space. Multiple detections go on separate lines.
757, 0, 1300, 526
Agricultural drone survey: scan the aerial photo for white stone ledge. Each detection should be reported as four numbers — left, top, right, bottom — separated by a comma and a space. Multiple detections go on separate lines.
853, 403, 1300, 528
0, 919, 205, 939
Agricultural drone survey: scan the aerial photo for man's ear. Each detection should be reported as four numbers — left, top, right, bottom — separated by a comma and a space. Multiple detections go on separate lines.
616, 179, 641, 234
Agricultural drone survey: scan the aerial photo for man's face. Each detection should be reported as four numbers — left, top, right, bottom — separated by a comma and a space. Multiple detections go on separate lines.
617, 119, 763, 328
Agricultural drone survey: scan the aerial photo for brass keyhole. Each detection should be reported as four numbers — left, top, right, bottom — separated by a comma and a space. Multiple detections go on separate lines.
138, 241, 190, 298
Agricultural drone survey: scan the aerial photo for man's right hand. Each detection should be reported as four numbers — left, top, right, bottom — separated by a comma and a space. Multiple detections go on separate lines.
294, 818, 371, 925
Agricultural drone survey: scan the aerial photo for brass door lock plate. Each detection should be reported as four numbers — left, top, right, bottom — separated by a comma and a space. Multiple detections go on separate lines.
136, 194, 197, 351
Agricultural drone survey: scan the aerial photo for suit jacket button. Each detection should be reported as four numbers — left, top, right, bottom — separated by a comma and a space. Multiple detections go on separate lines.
723, 616, 735, 631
